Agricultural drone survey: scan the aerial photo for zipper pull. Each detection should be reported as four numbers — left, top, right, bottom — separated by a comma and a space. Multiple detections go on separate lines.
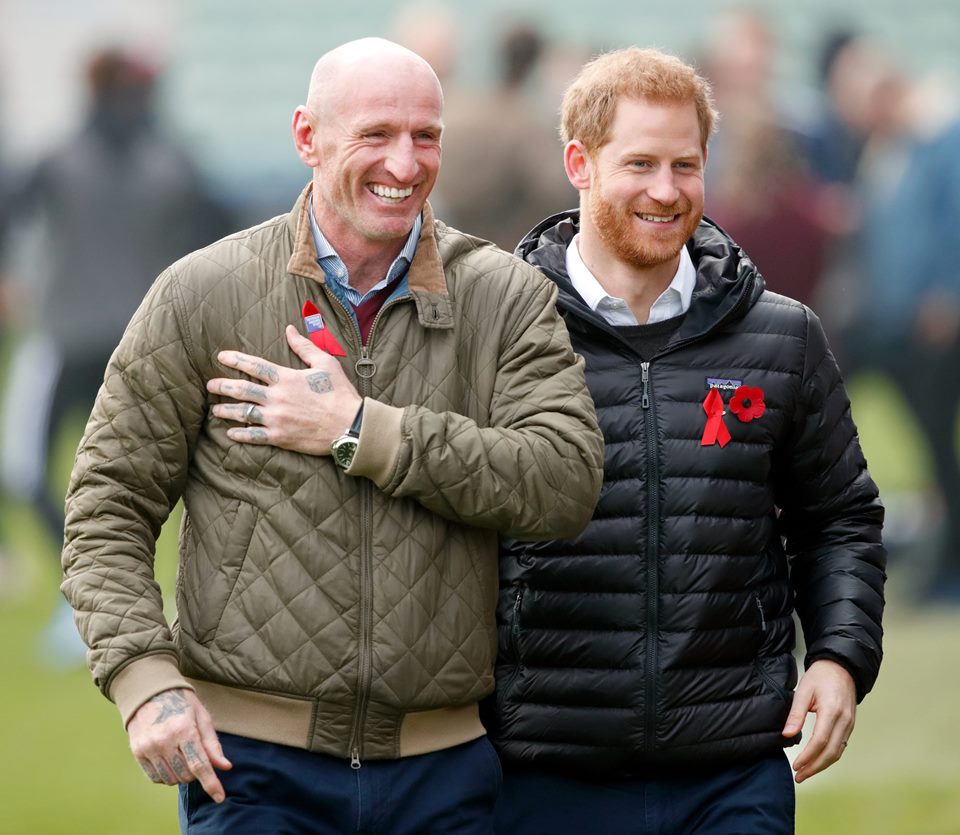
755, 594, 767, 632
355, 346, 376, 380
641, 362, 650, 409
351, 749, 361, 770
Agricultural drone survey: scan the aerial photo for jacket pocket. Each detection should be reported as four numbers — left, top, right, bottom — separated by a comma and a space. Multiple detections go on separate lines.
184, 500, 259, 644
754, 654, 794, 705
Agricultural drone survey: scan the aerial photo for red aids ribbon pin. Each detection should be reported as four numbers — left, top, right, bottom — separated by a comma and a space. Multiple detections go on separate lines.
700, 388, 731, 447
301, 301, 346, 357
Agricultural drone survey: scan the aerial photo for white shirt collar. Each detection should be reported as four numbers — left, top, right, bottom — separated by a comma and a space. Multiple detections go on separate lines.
565, 234, 696, 326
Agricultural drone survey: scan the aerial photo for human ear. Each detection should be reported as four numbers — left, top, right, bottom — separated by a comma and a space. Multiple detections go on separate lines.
292, 106, 320, 167
564, 140, 592, 191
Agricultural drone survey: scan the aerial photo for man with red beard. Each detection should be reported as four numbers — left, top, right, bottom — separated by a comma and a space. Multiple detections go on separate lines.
485, 48, 886, 833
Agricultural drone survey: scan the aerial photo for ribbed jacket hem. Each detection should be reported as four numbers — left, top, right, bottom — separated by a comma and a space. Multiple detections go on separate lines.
187, 678, 485, 758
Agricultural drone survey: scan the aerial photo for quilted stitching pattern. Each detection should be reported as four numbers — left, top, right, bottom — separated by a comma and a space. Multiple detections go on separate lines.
62, 198, 603, 757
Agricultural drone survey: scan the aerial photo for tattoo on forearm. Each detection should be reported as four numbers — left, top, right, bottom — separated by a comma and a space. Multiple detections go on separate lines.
256, 362, 280, 383
152, 691, 189, 725
306, 372, 333, 394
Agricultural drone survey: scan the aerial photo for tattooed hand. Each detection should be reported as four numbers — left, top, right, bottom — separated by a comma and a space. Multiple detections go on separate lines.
207, 325, 363, 455
127, 688, 232, 802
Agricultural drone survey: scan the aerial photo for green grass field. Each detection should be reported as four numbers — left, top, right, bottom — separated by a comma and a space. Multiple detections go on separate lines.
0, 372, 958, 834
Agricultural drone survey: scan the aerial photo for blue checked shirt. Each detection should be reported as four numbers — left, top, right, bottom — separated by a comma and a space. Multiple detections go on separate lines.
309, 206, 421, 306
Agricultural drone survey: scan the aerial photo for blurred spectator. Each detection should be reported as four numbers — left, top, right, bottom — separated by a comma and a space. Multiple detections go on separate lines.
390, 0, 459, 83
847, 59, 960, 600
432, 22, 575, 250
803, 30, 872, 188
702, 9, 833, 309
0, 47, 234, 659
799, 33, 894, 353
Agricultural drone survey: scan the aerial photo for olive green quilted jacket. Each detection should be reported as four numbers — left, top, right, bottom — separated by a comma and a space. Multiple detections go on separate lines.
62, 186, 603, 761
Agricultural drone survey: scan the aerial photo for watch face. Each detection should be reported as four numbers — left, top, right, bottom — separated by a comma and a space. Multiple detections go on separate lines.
332, 437, 359, 469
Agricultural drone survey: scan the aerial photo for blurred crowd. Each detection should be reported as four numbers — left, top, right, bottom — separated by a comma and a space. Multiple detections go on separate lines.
1, 7, 959, 667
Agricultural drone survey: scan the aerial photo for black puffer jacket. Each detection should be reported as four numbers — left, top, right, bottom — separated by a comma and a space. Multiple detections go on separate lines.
487, 211, 886, 772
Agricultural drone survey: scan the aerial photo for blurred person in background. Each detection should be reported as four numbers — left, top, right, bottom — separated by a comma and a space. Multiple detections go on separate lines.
0, 47, 234, 662
844, 49, 960, 601
61, 37, 602, 832
433, 22, 574, 250
799, 32, 893, 362
702, 9, 834, 309
485, 46, 886, 834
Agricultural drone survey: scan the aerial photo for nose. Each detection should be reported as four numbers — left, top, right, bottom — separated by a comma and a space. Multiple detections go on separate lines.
646, 168, 680, 206
384, 136, 418, 183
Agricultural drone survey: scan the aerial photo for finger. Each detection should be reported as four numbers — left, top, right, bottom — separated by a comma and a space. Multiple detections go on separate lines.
207, 377, 269, 403
286, 324, 329, 367
152, 758, 179, 785
795, 716, 854, 783
782, 686, 811, 738
226, 426, 270, 445
211, 402, 265, 425
195, 705, 233, 771
181, 739, 226, 804
217, 351, 281, 384
141, 761, 162, 783
167, 750, 193, 782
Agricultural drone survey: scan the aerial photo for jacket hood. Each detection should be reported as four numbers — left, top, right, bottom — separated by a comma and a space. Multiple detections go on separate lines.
515, 209, 766, 346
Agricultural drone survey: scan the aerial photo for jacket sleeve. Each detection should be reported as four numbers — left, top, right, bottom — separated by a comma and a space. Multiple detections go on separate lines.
774, 308, 886, 702
348, 273, 604, 541
61, 267, 204, 723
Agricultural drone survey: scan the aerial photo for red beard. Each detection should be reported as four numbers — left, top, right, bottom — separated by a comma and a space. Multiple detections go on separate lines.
589, 189, 702, 269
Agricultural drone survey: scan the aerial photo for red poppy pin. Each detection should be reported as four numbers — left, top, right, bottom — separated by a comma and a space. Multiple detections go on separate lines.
729, 385, 765, 423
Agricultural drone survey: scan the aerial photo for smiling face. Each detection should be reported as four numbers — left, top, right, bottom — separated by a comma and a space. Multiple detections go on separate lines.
581, 96, 706, 272
294, 45, 443, 259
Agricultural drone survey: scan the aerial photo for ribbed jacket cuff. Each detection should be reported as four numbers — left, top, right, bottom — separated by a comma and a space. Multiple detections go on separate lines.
347, 398, 404, 487
109, 654, 194, 728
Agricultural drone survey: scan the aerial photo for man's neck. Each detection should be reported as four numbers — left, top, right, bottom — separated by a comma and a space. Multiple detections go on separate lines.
576, 225, 680, 325
312, 196, 408, 296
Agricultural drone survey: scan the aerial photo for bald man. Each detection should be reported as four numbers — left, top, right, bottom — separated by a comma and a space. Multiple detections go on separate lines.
61, 38, 602, 833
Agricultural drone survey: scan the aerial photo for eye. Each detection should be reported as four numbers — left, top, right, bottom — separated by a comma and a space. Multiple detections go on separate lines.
630, 160, 650, 169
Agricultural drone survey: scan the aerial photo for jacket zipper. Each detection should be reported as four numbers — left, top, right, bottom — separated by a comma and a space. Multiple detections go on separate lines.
511, 585, 525, 662
640, 361, 660, 754
327, 289, 409, 770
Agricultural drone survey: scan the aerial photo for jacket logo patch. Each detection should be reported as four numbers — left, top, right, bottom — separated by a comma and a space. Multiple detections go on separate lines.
705, 377, 742, 391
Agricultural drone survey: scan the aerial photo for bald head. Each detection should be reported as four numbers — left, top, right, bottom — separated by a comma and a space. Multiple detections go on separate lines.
306, 37, 443, 118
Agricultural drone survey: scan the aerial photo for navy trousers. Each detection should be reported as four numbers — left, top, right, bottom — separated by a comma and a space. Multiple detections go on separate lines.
494, 752, 795, 835
178, 733, 502, 834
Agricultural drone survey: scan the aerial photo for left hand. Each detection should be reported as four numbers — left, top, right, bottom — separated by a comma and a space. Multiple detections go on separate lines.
782, 659, 856, 783
207, 324, 362, 455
